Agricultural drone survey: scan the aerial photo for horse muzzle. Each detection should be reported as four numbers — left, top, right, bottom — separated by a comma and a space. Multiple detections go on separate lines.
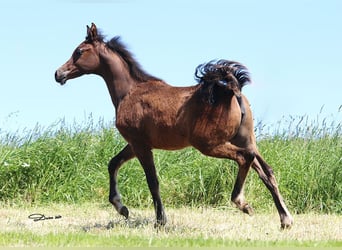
55, 69, 69, 85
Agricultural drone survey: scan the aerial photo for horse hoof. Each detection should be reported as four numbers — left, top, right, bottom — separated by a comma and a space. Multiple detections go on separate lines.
281, 222, 293, 230
154, 216, 167, 228
242, 204, 254, 215
120, 206, 129, 219
281, 216, 294, 230
154, 220, 166, 229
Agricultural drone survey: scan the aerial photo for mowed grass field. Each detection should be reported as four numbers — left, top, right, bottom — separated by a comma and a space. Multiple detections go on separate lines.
0, 112, 341, 247
0, 203, 341, 247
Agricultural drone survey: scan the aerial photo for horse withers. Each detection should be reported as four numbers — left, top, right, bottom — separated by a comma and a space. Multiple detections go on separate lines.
55, 23, 294, 229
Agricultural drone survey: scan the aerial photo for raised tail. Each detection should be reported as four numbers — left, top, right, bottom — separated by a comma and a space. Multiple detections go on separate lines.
195, 59, 251, 105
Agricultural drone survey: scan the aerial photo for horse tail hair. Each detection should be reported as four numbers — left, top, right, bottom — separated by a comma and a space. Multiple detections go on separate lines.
195, 59, 251, 105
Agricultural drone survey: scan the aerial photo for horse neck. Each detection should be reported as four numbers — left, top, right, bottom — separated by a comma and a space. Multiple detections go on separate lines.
98, 46, 136, 109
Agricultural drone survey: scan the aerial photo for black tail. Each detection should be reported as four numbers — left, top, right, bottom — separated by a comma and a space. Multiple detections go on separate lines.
195, 60, 251, 105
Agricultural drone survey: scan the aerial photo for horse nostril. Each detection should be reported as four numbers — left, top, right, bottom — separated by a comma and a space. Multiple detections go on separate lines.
55, 71, 58, 81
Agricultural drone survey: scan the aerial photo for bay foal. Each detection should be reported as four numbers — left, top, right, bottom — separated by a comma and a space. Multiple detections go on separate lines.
55, 23, 293, 229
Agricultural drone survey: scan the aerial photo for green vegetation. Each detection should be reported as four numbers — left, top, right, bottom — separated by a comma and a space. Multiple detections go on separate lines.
0, 112, 341, 247
0, 113, 341, 215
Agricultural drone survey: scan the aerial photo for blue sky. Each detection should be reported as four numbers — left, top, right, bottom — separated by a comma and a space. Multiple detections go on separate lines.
0, 0, 341, 135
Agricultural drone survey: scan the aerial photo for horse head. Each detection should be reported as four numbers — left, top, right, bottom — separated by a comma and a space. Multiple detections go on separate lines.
55, 23, 103, 85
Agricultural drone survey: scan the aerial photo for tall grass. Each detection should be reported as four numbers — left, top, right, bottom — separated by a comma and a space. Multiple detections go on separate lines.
0, 112, 341, 214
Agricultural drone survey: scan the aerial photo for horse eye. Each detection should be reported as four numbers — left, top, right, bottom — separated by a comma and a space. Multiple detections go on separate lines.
75, 48, 83, 56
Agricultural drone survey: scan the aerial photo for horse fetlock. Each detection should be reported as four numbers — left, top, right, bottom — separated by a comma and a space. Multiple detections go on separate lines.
110, 197, 129, 219
232, 196, 254, 215
235, 202, 254, 215
110, 196, 129, 219
109, 195, 125, 213
242, 204, 254, 215
155, 214, 167, 228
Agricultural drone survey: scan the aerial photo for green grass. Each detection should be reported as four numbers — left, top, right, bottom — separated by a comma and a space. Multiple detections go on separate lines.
1, 232, 339, 247
0, 113, 341, 215
0, 113, 341, 247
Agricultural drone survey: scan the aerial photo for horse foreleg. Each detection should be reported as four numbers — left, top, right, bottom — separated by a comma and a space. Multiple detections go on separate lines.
252, 153, 294, 229
108, 144, 135, 219
134, 146, 167, 227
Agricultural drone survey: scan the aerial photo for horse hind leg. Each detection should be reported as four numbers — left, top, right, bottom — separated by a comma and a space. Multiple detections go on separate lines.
252, 153, 294, 229
231, 157, 255, 215
209, 142, 294, 229
108, 144, 135, 219
194, 142, 255, 215
230, 129, 293, 228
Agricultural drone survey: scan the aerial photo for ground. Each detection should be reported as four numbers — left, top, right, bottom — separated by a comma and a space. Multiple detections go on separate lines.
0, 203, 341, 247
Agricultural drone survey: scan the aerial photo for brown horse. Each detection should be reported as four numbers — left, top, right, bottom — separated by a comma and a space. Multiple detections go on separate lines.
55, 23, 293, 229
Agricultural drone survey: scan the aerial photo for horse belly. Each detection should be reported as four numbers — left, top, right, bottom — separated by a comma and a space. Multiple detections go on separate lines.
116, 106, 189, 150
117, 123, 188, 150
149, 128, 189, 150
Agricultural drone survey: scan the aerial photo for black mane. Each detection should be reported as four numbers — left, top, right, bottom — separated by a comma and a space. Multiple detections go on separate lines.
106, 36, 161, 82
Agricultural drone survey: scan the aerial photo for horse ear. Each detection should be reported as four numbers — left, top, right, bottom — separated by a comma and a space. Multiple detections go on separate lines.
86, 23, 98, 42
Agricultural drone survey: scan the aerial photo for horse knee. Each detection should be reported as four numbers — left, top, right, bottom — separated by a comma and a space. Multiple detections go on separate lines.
108, 145, 135, 174
236, 150, 255, 167
108, 160, 114, 174
108, 155, 122, 175
243, 150, 255, 164
108, 158, 116, 173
